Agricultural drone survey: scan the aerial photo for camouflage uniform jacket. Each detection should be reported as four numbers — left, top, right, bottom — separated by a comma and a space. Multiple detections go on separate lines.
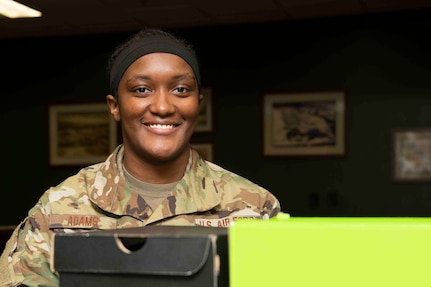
0, 144, 281, 287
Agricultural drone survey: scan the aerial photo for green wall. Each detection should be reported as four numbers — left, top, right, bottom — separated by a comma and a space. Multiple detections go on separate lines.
1, 9, 430, 225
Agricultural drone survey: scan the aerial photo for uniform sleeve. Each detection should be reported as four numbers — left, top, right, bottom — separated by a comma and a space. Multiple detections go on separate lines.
0, 200, 59, 287
269, 195, 282, 218
260, 186, 282, 218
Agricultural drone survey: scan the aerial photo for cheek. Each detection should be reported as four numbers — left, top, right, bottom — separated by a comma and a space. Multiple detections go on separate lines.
183, 99, 200, 118
119, 100, 146, 119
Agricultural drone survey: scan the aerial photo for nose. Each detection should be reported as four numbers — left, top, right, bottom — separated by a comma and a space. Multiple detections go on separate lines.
149, 89, 176, 116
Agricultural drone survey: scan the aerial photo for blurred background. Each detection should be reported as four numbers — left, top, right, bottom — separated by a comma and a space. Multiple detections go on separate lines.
1, 0, 431, 225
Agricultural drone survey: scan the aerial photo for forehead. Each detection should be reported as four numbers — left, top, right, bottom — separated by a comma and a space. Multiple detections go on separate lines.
121, 53, 198, 85
129, 53, 194, 71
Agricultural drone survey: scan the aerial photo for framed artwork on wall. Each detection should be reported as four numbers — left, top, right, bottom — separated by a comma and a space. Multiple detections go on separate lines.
191, 142, 214, 162
48, 101, 118, 166
392, 127, 431, 182
195, 86, 213, 133
262, 90, 346, 157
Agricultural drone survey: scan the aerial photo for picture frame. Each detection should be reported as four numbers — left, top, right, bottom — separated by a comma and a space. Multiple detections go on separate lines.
195, 86, 213, 133
262, 90, 346, 157
48, 101, 118, 166
191, 142, 214, 162
392, 127, 431, 182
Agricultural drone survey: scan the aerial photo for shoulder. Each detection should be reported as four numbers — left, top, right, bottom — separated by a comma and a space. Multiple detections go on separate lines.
205, 161, 257, 185
54, 162, 104, 189
202, 160, 281, 217
203, 161, 272, 195
38, 163, 105, 206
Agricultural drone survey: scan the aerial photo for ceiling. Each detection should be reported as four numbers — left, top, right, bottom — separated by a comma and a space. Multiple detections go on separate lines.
1, 0, 431, 39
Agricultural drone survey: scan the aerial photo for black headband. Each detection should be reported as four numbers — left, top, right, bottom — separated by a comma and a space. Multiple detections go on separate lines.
109, 34, 201, 96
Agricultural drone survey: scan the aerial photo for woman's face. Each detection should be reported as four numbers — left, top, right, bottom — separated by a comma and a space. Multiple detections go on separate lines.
107, 53, 202, 163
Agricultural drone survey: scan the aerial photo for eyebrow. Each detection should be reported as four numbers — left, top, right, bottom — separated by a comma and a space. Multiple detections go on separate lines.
126, 73, 195, 84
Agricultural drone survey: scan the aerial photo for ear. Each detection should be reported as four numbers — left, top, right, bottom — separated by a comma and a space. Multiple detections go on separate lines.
198, 93, 204, 104
106, 94, 121, 122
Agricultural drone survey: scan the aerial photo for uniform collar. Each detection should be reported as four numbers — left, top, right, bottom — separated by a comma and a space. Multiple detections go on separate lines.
88, 145, 221, 222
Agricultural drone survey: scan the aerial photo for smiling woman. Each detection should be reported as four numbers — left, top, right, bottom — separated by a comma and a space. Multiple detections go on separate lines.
0, 28, 281, 287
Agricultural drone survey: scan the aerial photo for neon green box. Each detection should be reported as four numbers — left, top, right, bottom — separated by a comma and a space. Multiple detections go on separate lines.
229, 214, 431, 287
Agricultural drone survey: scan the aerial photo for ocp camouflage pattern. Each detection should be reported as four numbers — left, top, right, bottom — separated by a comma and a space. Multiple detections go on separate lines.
0, 145, 281, 286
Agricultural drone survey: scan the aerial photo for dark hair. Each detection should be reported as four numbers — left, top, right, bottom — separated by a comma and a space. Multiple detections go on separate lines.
107, 28, 200, 97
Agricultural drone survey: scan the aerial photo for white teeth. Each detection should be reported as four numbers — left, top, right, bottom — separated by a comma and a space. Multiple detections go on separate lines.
149, 124, 174, 129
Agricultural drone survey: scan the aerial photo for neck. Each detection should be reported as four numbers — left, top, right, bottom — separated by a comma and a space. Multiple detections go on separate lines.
122, 148, 190, 184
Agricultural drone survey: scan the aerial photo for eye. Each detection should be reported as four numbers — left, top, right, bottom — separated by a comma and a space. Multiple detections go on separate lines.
135, 87, 149, 93
135, 87, 147, 93
172, 86, 190, 97
132, 86, 152, 98
175, 87, 187, 93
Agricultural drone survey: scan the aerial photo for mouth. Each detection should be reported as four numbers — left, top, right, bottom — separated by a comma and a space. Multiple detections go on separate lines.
148, 123, 176, 129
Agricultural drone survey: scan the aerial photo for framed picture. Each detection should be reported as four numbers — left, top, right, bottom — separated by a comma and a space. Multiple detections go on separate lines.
195, 86, 213, 133
48, 101, 118, 166
392, 127, 431, 182
191, 142, 214, 162
262, 90, 346, 157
